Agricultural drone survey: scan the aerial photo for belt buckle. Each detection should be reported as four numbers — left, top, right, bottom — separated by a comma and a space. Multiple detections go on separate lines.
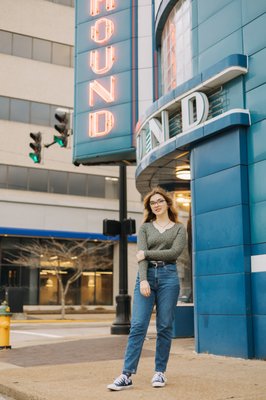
151, 261, 163, 268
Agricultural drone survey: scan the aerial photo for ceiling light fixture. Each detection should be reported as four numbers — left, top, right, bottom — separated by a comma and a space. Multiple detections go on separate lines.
176, 166, 191, 180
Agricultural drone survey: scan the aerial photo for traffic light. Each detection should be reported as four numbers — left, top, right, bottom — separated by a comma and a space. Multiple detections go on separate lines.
54, 108, 70, 147
29, 132, 42, 163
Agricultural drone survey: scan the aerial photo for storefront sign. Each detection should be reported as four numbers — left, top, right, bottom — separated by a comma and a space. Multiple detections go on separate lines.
137, 90, 210, 162
181, 92, 209, 131
73, 0, 138, 165
136, 57, 248, 164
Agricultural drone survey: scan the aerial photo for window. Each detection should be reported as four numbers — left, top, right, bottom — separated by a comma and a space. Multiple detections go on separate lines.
33, 38, 51, 63
13, 33, 32, 59
0, 96, 9, 120
10, 99, 30, 124
28, 169, 48, 192
69, 173, 87, 196
70, 46, 75, 68
45, 0, 75, 6
0, 30, 74, 67
8, 166, 28, 190
0, 165, 7, 188
0, 165, 119, 199
105, 177, 119, 199
49, 171, 68, 194
174, 190, 192, 303
81, 271, 113, 306
0, 95, 71, 128
0, 30, 12, 55
54, 0, 75, 7
161, 0, 193, 95
88, 175, 105, 198
50, 105, 60, 126
52, 42, 71, 67
0, 236, 113, 306
31, 102, 50, 126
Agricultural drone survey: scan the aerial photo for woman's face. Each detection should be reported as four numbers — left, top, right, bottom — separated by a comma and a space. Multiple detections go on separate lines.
149, 194, 168, 217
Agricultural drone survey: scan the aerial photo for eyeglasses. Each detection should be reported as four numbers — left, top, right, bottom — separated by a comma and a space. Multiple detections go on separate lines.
150, 199, 166, 207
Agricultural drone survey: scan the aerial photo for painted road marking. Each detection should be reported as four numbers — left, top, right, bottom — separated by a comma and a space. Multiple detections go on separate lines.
11, 331, 63, 338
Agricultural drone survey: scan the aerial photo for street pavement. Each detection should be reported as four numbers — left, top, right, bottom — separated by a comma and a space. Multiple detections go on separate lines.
0, 314, 266, 400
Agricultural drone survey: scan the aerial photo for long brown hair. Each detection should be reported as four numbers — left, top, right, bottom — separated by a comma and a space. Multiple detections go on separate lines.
143, 187, 178, 223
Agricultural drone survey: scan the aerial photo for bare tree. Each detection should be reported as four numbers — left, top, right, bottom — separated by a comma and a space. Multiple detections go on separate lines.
7, 239, 114, 319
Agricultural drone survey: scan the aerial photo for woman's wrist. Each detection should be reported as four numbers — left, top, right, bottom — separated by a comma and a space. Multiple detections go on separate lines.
140, 279, 148, 285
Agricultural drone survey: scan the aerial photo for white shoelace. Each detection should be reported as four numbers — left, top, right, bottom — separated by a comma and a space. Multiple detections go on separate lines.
114, 374, 130, 385
152, 372, 166, 383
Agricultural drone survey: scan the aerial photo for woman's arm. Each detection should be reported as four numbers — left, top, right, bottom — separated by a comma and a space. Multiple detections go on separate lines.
137, 224, 149, 282
144, 224, 186, 262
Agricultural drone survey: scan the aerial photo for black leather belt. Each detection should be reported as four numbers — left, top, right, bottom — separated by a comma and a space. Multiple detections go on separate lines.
149, 261, 166, 267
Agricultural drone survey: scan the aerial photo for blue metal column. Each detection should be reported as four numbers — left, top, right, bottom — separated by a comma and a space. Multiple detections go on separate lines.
191, 127, 253, 358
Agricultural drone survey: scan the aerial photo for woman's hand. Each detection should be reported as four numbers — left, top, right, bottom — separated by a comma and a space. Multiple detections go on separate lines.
140, 280, 151, 297
136, 250, 145, 262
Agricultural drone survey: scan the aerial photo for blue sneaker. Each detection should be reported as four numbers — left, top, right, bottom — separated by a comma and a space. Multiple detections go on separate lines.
151, 372, 167, 387
107, 374, 133, 391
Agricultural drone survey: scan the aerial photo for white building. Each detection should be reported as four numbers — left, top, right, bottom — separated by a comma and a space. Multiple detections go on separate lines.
0, 0, 154, 311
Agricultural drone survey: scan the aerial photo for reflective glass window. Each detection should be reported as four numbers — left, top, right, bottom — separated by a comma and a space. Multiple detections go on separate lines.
39, 271, 58, 305
31, 102, 50, 126
28, 168, 48, 192
161, 0, 192, 94
13, 33, 32, 59
0, 165, 8, 188
69, 173, 87, 196
105, 177, 119, 199
33, 38, 51, 63
8, 166, 28, 190
0, 30, 12, 54
49, 170, 68, 194
174, 190, 193, 303
87, 175, 105, 198
45, 0, 74, 6
52, 42, 71, 67
54, 0, 73, 5
70, 46, 75, 68
10, 99, 30, 123
50, 105, 59, 126
0, 96, 10, 120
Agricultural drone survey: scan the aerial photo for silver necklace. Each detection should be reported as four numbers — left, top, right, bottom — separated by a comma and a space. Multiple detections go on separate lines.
155, 220, 171, 229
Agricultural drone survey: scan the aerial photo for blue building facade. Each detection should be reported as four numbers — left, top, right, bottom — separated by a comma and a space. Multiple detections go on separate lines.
135, 0, 266, 358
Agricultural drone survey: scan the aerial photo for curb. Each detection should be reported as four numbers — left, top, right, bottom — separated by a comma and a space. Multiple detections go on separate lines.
0, 383, 43, 400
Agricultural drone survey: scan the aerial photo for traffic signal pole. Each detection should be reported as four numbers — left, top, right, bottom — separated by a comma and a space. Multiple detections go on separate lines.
111, 164, 131, 334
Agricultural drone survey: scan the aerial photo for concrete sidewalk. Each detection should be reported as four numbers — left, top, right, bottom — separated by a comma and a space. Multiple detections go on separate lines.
0, 316, 265, 400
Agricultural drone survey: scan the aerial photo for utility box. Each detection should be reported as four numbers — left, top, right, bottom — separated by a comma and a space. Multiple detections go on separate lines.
5, 287, 24, 313
0, 287, 5, 303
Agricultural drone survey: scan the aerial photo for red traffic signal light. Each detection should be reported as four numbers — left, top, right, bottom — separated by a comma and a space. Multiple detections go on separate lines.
29, 132, 42, 163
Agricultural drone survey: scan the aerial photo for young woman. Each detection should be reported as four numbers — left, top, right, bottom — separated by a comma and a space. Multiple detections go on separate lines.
108, 187, 186, 390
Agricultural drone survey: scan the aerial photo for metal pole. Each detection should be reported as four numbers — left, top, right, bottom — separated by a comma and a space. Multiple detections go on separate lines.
111, 164, 131, 334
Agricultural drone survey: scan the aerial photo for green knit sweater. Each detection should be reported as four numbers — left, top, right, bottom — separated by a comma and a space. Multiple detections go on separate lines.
137, 222, 187, 282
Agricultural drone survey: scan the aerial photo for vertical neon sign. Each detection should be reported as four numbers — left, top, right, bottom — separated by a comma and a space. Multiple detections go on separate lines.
74, 0, 138, 165
89, 3, 116, 137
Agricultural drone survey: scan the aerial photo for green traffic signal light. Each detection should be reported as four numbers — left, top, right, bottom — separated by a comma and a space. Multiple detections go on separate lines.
29, 152, 41, 163
53, 135, 67, 148
29, 132, 42, 163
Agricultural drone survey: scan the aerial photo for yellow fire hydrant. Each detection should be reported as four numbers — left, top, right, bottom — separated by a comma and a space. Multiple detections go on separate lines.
0, 301, 12, 349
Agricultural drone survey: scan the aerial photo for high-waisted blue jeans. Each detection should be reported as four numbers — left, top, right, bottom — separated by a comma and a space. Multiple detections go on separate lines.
123, 264, 179, 374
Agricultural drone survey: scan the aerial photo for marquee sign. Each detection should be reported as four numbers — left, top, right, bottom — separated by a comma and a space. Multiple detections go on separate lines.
73, 0, 138, 165
136, 55, 249, 165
